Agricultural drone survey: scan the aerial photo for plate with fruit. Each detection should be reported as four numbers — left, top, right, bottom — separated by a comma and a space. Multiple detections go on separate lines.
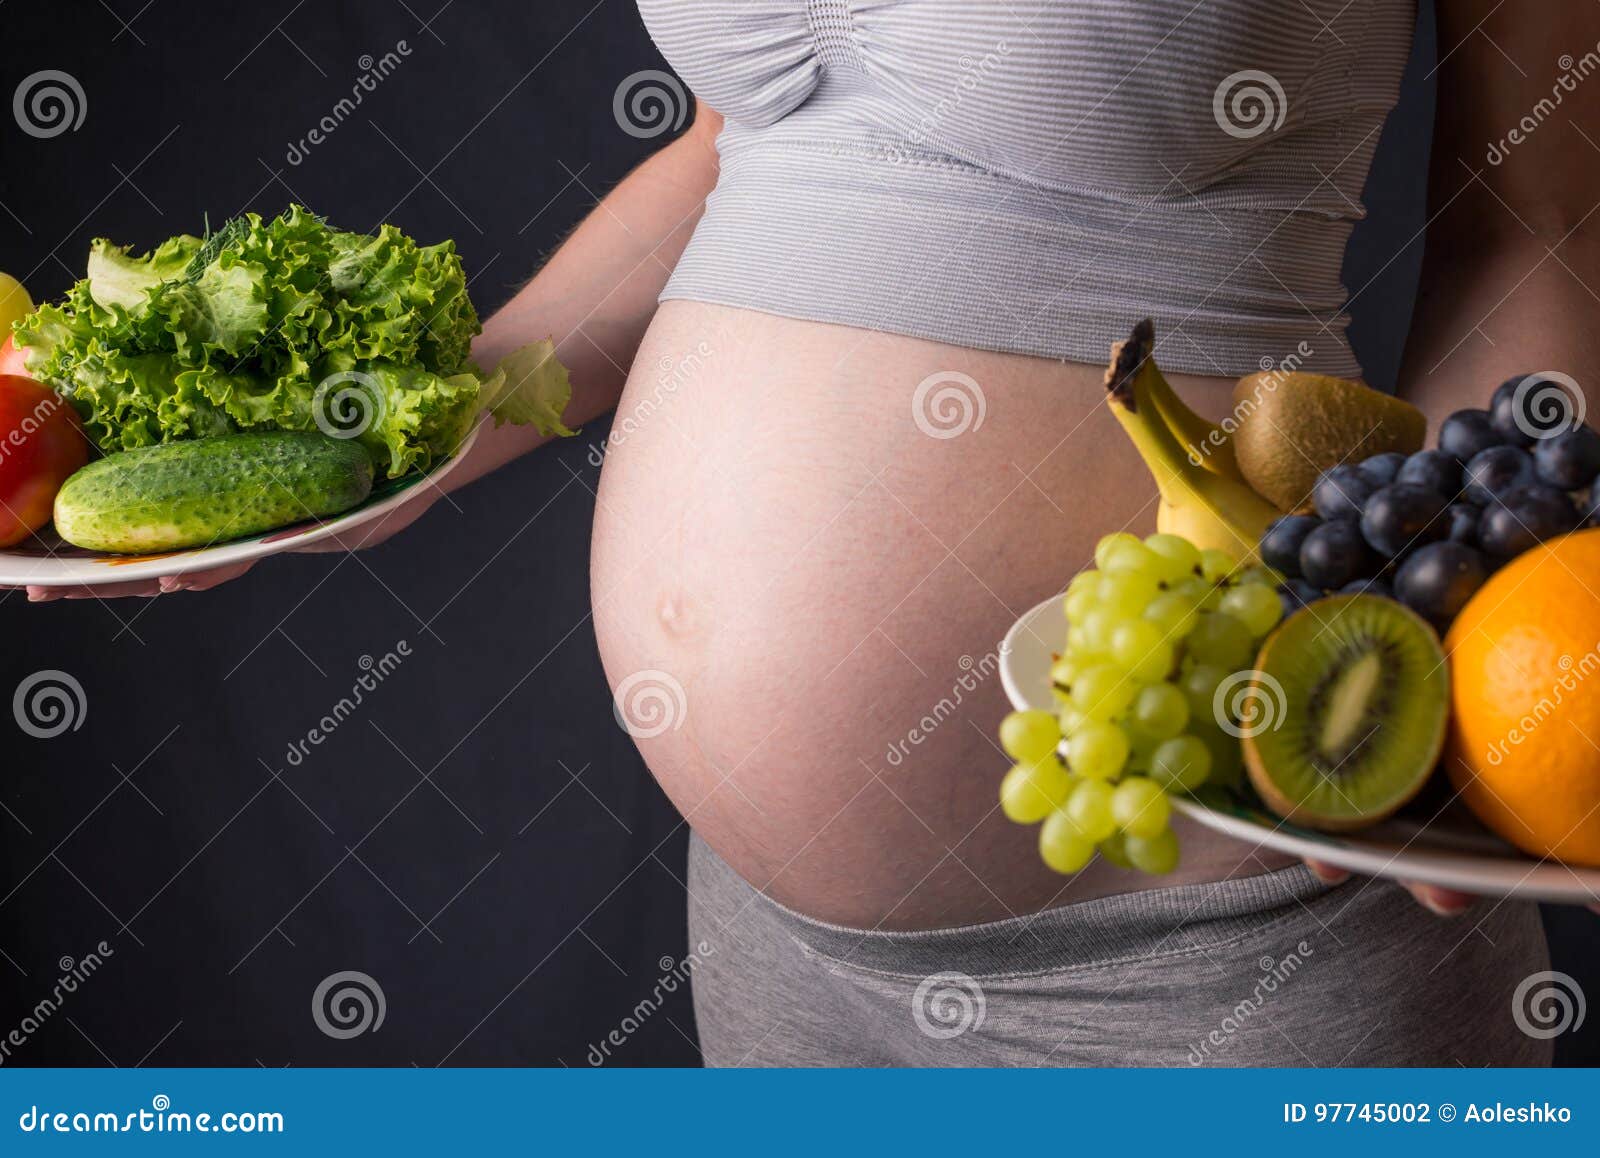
992, 321, 1600, 903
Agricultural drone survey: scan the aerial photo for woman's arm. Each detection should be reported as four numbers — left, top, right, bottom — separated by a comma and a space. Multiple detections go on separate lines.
446, 101, 723, 490
1313, 3, 1600, 914
28, 103, 723, 598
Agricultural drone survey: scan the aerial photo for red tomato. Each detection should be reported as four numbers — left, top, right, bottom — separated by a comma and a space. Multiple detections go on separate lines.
0, 374, 89, 548
0, 335, 30, 380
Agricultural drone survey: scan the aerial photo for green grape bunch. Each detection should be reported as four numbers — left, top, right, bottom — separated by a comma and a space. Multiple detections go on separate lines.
997, 532, 1285, 877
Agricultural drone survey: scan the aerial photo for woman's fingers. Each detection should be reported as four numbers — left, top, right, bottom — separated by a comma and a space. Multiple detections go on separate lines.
2, 488, 436, 599
9, 559, 258, 600
1402, 880, 1476, 917
1303, 859, 1352, 885
1306, 860, 1477, 916
25, 580, 164, 600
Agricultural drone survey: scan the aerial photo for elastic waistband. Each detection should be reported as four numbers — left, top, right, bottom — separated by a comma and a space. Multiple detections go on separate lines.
664, 142, 1363, 379
692, 834, 1334, 979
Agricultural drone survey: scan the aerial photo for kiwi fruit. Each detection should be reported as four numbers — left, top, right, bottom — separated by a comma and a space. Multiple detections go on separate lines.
1243, 595, 1448, 831
1231, 373, 1426, 513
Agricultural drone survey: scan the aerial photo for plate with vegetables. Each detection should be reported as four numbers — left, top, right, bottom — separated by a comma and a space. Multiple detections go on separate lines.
0, 207, 572, 586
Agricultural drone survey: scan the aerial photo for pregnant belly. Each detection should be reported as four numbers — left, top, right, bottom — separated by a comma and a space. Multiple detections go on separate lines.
591, 302, 1280, 928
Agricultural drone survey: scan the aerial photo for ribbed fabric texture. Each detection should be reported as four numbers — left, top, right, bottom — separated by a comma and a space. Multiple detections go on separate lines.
684, 834, 1555, 1066
724, 846, 1338, 978
637, 0, 1416, 377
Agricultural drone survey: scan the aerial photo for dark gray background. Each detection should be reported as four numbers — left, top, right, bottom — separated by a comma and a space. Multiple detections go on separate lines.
1, 0, 1593, 1067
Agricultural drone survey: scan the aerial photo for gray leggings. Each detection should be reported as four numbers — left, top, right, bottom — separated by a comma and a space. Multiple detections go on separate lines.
685, 834, 1553, 1067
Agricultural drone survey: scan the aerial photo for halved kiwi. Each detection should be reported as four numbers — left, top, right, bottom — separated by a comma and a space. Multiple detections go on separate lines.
1243, 595, 1448, 831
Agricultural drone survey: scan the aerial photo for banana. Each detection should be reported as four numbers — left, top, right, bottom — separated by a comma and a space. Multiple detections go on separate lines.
1104, 320, 1281, 560
1137, 345, 1245, 483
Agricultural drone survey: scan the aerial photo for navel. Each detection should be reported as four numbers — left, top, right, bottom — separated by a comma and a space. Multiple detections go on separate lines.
657, 589, 702, 639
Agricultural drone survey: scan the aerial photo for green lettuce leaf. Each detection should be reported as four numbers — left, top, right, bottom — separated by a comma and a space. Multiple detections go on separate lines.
482, 338, 575, 436
13, 205, 574, 477
86, 235, 201, 310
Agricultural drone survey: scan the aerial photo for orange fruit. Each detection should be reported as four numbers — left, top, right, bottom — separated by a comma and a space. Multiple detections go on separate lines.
1445, 528, 1600, 866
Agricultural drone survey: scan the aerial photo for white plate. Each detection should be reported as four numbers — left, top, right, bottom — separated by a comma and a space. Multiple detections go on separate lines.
1001, 594, 1600, 905
0, 425, 479, 587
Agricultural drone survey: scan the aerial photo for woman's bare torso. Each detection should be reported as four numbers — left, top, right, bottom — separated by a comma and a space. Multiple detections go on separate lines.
592, 301, 1287, 929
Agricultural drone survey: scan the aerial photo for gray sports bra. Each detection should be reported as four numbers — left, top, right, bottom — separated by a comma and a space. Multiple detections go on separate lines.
637, 0, 1416, 377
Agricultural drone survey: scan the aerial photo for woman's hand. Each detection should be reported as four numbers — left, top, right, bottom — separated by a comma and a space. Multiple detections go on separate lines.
13, 558, 259, 601
1306, 860, 1600, 917
10, 481, 445, 602
1304, 859, 1479, 917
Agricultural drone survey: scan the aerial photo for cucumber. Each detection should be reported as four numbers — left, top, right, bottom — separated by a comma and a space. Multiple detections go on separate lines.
54, 432, 374, 553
